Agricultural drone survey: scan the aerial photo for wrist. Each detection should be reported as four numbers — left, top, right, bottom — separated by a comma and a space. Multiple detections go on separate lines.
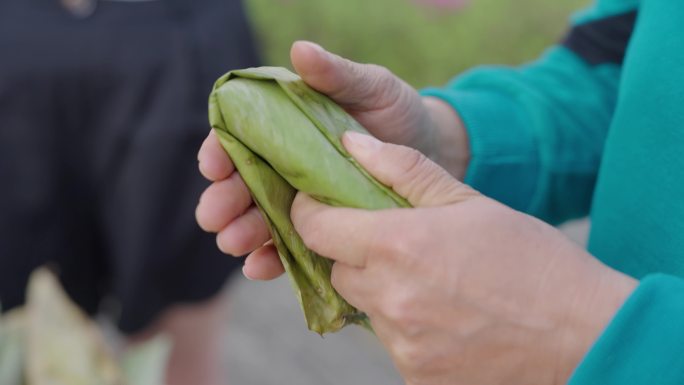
556, 267, 637, 382
421, 96, 470, 180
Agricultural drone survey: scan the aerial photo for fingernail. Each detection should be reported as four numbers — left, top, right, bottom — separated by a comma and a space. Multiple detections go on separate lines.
297, 40, 334, 63
297, 40, 325, 54
343, 131, 381, 151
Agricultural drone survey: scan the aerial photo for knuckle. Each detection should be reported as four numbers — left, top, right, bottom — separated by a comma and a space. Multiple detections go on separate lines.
367, 222, 399, 259
391, 338, 429, 372
394, 148, 441, 203
329, 263, 353, 299
369, 65, 401, 108
368, 215, 417, 263
196, 212, 214, 233
297, 218, 324, 253
372, 65, 395, 85
226, 172, 249, 198
343, 59, 372, 91
196, 217, 210, 233
380, 292, 419, 332
216, 233, 233, 255
382, 300, 410, 325
396, 146, 427, 175
226, 232, 252, 256
216, 223, 256, 257
196, 197, 219, 233
396, 146, 429, 181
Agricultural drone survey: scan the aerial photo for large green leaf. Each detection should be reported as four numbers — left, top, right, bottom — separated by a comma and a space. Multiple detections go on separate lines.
209, 67, 410, 334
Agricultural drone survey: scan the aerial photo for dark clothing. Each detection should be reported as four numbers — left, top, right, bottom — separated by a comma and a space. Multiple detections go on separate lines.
0, 0, 259, 333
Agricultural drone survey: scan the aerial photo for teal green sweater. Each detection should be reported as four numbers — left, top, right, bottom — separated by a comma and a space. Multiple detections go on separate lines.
423, 0, 684, 383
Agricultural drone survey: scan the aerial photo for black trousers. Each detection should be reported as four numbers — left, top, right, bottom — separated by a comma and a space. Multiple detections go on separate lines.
0, 0, 260, 333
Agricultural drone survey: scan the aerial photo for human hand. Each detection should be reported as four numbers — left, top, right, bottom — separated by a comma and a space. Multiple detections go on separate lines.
288, 132, 637, 385
286, 41, 469, 177
197, 41, 468, 276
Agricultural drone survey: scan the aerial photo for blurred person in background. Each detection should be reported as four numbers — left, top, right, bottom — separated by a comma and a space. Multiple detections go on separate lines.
0, 0, 259, 384
197, 0, 684, 384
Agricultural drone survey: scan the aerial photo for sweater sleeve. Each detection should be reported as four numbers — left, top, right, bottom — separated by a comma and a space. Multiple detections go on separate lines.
421, 0, 638, 224
570, 274, 684, 385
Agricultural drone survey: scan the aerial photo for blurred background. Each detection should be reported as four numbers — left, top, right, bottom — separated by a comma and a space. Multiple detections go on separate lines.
247, 0, 589, 87
224, 0, 591, 384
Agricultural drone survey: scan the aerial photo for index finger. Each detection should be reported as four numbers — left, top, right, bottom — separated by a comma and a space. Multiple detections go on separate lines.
291, 193, 387, 268
198, 130, 235, 181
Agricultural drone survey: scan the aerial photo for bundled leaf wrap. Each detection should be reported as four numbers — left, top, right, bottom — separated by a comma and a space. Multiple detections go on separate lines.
209, 67, 410, 334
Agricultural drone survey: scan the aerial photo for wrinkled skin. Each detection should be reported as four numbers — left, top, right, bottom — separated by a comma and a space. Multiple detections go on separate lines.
196, 42, 636, 385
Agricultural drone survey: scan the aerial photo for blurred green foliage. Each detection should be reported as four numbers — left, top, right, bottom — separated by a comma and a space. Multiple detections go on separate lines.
245, 0, 590, 88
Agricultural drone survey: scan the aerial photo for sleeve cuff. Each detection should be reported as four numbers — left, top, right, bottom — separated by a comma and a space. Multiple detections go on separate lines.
570, 274, 684, 385
420, 87, 540, 212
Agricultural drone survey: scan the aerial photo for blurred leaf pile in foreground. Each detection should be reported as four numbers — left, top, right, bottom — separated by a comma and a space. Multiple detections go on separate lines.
0, 269, 171, 385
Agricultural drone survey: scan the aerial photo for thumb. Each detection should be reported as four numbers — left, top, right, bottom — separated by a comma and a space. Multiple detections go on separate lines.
343, 131, 479, 207
290, 41, 401, 111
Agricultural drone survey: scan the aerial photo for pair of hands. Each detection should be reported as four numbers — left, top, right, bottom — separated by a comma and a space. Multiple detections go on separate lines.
196, 41, 636, 385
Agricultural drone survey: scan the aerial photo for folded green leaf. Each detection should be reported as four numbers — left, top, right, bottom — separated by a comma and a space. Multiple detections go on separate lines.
209, 67, 410, 334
